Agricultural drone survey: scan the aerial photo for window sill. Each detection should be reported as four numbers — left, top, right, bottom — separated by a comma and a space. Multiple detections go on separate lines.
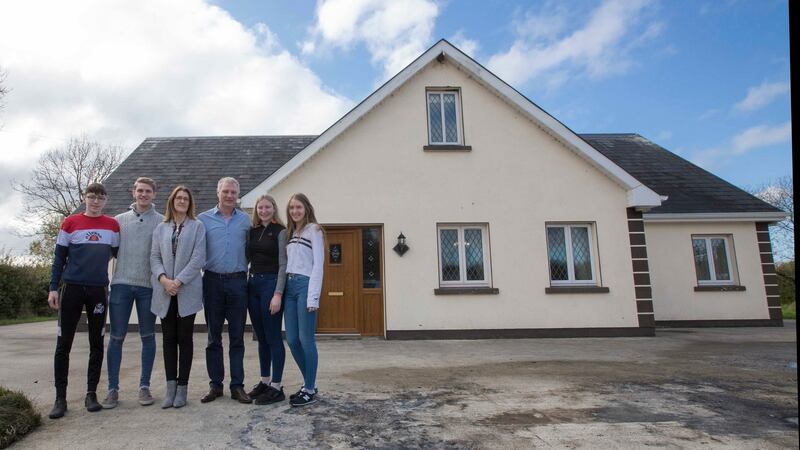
694, 285, 746, 292
545, 286, 610, 294
434, 287, 499, 295
423, 144, 472, 152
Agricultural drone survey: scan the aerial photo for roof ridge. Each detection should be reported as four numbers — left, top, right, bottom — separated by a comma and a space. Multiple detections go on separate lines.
144, 134, 319, 140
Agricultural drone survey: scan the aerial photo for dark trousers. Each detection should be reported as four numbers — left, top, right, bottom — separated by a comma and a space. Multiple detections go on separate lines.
247, 273, 286, 383
54, 284, 108, 399
162, 296, 196, 386
203, 273, 248, 389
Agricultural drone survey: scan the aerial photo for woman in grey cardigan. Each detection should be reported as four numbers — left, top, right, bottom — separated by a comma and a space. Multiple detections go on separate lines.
150, 186, 206, 408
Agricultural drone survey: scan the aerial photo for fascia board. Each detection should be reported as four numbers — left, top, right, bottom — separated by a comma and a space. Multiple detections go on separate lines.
643, 212, 789, 222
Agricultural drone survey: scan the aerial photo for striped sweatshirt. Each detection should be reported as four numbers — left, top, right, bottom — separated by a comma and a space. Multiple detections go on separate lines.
285, 224, 324, 308
49, 213, 120, 291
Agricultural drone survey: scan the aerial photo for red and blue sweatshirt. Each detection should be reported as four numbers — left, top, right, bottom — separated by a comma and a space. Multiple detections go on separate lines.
49, 213, 120, 291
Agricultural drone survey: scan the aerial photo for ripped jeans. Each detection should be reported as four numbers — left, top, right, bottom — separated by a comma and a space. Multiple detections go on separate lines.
106, 284, 157, 391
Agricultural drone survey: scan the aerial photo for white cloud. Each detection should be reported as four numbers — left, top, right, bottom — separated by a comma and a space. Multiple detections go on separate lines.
690, 121, 792, 169
449, 31, 479, 58
734, 81, 790, 112
302, 0, 439, 81
731, 122, 792, 154
487, 0, 659, 87
0, 0, 354, 254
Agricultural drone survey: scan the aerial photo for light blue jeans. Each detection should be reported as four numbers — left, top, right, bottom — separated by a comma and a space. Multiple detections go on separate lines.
284, 274, 318, 391
106, 284, 157, 391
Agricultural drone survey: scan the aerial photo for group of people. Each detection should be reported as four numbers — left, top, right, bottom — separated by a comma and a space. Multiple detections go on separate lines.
46, 176, 325, 419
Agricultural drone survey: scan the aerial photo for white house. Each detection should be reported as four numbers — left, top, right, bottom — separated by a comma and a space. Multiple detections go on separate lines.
100, 40, 786, 338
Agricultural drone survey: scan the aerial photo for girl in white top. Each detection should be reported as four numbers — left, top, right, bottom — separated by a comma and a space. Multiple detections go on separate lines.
283, 193, 324, 406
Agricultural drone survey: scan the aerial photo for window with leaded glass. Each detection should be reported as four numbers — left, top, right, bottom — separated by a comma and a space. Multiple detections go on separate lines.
362, 228, 381, 289
427, 90, 461, 145
437, 224, 491, 287
546, 224, 597, 285
691, 235, 735, 285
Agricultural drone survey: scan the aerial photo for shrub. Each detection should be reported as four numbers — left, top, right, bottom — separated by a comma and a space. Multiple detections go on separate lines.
0, 386, 41, 448
0, 263, 52, 320
775, 260, 795, 306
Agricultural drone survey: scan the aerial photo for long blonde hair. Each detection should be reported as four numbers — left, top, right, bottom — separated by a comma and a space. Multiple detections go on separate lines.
251, 194, 284, 228
285, 193, 320, 237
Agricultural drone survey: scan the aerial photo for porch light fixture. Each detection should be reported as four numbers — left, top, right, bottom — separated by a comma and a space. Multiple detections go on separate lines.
393, 232, 409, 256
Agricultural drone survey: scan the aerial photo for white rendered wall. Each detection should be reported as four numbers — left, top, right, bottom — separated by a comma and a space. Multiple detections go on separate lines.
645, 221, 769, 321
254, 59, 640, 331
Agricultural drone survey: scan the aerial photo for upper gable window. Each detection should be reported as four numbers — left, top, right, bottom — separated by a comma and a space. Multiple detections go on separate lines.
427, 90, 462, 145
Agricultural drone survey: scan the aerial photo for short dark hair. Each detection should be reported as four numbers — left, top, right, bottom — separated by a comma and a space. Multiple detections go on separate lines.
84, 182, 107, 196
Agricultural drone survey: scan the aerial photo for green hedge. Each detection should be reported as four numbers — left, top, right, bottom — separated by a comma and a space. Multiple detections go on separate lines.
0, 387, 41, 449
0, 264, 52, 320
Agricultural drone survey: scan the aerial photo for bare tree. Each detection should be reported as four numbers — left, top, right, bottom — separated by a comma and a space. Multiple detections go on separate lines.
0, 68, 8, 127
13, 136, 123, 262
752, 175, 794, 261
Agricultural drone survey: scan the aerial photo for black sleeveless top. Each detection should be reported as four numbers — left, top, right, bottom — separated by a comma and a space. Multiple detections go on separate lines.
247, 222, 285, 274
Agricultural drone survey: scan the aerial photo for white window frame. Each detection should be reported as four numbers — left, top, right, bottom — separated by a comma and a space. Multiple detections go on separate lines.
546, 224, 597, 286
692, 235, 735, 285
427, 90, 462, 145
437, 224, 491, 287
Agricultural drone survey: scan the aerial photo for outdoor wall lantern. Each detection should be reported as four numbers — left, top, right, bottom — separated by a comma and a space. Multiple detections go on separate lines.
393, 232, 409, 256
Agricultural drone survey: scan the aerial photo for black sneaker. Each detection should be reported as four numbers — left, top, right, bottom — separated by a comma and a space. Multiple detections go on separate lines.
255, 386, 285, 405
49, 398, 67, 419
289, 390, 317, 407
247, 382, 269, 398
289, 387, 316, 400
85, 392, 102, 412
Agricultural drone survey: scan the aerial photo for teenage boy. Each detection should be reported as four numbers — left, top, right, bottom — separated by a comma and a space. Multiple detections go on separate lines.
48, 182, 120, 419
101, 177, 163, 409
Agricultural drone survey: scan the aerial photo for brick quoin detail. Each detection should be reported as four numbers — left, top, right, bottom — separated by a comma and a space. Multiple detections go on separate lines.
628, 208, 654, 328
756, 222, 783, 325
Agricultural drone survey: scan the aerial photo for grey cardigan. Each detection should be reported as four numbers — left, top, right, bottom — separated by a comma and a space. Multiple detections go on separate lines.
150, 219, 206, 319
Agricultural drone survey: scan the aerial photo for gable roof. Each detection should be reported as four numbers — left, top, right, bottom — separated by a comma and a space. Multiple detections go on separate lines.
102, 133, 784, 221
581, 134, 785, 221
101, 135, 316, 216
239, 39, 663, 210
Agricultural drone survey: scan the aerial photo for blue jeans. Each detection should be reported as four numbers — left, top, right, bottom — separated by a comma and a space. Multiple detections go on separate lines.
106, 284, 156, 391
203, 273, 248, 389
247, 273, 286, 383
284, 274, 318, 391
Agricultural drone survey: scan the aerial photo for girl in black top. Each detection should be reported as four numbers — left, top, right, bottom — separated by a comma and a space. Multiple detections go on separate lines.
245, 194, 288, 404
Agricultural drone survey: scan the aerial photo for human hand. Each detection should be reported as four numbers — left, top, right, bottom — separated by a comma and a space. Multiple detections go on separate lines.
166, 280, 180, 296
307, 306, 318, 312
269, 294, 282, 315
48, 291, 60, 310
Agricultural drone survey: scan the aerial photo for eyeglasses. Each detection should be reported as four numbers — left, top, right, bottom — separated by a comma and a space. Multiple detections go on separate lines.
85, 195, 107, 201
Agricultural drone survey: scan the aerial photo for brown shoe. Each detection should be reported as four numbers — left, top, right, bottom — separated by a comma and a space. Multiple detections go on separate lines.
230, 386, 252, 404
200, 387, 223, 403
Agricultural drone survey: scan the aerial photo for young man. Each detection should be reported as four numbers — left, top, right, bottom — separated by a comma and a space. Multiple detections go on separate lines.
198, 177, 252, 404
101, 177, 163, 409
48, 182, 120, 419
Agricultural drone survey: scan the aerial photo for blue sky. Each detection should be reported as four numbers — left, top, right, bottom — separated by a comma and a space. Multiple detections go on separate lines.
0, 0, 792, 254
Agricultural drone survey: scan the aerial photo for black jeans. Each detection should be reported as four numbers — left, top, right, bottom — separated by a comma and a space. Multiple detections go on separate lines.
54, 284, 108, 399
162, 296, 196, 386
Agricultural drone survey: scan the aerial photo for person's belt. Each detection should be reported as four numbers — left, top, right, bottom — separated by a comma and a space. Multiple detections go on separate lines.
204, 270, 247, 279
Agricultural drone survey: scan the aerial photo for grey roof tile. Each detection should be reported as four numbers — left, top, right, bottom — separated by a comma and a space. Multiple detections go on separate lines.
580, 134, 780, 214
102, 135, 316, 215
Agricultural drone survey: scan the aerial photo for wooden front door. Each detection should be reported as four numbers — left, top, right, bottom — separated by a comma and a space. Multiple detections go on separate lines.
317, 229, 359, 333
316, 226, 384, 336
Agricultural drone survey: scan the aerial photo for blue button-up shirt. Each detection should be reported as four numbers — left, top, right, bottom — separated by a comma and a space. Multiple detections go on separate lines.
198, 206, 250, 273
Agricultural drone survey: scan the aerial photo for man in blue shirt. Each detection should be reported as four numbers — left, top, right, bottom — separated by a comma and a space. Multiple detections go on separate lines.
198, 177, 253, 403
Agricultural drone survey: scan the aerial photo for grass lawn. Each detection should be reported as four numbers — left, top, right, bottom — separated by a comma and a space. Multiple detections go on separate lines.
782, 302, 796, 320
0, 386, 41, 448
0, 316, 57, 326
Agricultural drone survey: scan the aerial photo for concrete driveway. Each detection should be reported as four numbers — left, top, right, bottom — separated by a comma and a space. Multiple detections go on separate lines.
1, 321, 796, 449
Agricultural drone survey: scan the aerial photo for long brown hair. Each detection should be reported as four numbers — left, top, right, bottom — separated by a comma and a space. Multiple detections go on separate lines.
163, 185, 196, 222
285, 193, 320, 237
251, 194, 284, 228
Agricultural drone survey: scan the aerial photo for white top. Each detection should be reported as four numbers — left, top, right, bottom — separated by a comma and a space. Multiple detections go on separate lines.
285, 224, 324, 308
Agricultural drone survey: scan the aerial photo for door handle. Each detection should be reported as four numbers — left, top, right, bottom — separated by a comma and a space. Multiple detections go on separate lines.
328, 291, 344, 297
